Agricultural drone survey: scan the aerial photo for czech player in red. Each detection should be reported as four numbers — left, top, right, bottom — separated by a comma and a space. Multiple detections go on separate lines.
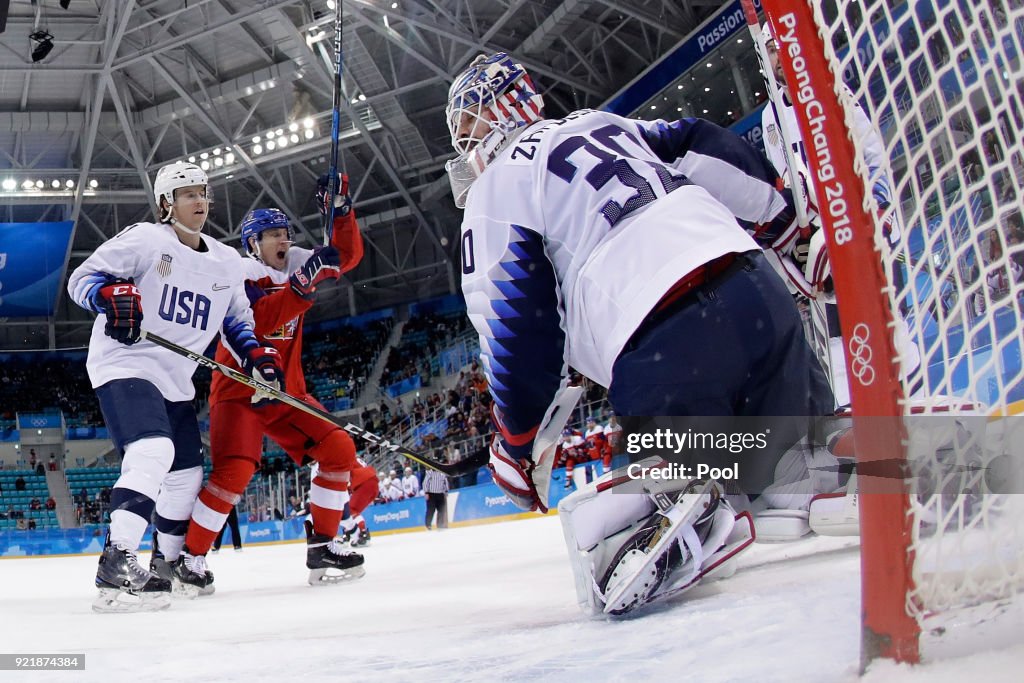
181, 174, 368, 587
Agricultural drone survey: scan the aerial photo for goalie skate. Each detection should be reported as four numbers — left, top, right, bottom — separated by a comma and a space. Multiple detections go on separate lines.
599, 479, 737, 615
305, 520, 366, 586
560, 459, 755, 616
93, 534, 171, 613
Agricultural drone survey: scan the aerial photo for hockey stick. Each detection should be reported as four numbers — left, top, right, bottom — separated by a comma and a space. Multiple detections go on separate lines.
324, 0, 344, 246
741, 0, 811, 228
141, 330, 488, 477
742, 1, 842, 403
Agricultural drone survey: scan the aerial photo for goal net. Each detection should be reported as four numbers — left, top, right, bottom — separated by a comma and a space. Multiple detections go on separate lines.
761, 0, 1024, 668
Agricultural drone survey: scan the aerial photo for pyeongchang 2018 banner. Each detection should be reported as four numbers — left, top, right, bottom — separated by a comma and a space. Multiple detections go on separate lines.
0, 221, 74, 317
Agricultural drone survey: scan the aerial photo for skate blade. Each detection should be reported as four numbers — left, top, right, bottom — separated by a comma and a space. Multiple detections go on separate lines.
601, 549, 660, 615
601, 485, 716, 615
307, 566, 367, 586
93, 587, 171, 613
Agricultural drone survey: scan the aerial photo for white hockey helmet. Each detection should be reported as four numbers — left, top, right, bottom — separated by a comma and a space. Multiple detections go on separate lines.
444, 53, 544, 208
761, 22, 777, 49
153, 161, 210, 219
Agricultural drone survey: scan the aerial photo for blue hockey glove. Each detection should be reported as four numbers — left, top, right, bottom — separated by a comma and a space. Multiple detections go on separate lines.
290, 246, 342, 300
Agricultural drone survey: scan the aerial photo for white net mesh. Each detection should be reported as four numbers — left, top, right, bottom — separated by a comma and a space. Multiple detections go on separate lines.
807, 0, 1024, 618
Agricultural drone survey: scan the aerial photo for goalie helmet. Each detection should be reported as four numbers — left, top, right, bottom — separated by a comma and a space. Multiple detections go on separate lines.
153, 161, 210, 218
761, 22, 777, 49
240, 208, 292, 262
444, 52, 544, 208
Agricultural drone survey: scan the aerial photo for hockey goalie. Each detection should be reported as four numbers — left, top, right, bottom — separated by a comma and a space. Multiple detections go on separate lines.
559, 456, 755, 616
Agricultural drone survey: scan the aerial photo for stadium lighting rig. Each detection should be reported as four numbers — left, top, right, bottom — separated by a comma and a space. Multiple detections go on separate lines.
0, 176, 96, 194
29, 29, 53, 62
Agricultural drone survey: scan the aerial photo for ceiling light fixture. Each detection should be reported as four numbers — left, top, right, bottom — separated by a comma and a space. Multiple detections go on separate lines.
29, 30, 54, 63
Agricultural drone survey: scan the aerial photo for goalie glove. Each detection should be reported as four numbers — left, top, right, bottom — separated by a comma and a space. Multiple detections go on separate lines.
488, 436, 546, 513
97, 279, 144, 346
316, 172, 352, 218
290, 246, 341, 300
242, 346, 285, 407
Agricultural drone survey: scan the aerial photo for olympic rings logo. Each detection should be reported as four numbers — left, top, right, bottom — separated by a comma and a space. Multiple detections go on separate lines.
848, 323, 876, 386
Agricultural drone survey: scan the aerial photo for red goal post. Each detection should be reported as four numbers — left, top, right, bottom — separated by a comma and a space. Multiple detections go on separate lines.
761, 0, 1024, 671
759, 0, 916, 666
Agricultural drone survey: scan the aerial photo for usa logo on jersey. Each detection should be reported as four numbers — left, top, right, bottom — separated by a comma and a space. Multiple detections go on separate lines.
157, 254, 173, 278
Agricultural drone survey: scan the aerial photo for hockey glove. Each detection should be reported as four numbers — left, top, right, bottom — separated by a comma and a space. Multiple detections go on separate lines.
97, 280, 144, 346
242, 346, 285, 407
290, 246, 341, 300
316, 172, 352, 218
488, 436, 546, 513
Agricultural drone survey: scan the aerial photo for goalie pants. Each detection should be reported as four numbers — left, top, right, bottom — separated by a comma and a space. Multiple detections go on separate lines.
608, 251, 834, 492
185, 396, 358, 554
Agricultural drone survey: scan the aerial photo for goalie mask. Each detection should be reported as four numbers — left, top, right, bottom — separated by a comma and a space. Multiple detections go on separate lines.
153, 161, 212, 234
240, 208, 292, 263
445, 52, 544, 208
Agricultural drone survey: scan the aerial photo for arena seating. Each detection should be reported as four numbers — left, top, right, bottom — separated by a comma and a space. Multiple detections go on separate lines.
0, 470, 58, 530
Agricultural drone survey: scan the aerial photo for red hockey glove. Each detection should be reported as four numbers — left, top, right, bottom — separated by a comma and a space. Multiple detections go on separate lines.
488, 436, 546, 513
317, 172, 352, 218
290, 246, 341, 300
98, 280, 143, 346
242, 346, 285, 407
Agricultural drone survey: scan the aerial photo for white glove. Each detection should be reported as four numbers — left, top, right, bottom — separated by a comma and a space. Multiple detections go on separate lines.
488, 437, 545, 512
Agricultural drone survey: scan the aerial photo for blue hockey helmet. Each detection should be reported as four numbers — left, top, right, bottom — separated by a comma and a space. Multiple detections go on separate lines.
240, 208, 292, 261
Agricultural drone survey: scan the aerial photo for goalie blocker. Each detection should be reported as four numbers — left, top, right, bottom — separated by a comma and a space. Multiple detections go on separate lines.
559, 456, 755, 616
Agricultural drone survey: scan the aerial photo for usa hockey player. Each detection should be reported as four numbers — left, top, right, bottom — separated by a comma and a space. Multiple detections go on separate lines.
758, 21, 919, 402
445, 53, 834, 614
180, 174, 365, 587
68, 161, 285, 612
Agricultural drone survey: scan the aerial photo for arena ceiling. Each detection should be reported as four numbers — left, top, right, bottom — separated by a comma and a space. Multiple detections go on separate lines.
0, 0, 726, 350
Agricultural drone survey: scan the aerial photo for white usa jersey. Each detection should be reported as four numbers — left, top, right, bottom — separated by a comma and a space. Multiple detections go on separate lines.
68, 222, 256, 402
460, 109, 787, 445
760, 91, 892, 206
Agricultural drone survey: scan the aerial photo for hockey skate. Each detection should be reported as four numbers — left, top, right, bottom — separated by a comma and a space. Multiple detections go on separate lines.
597, 480, 753, 615
172, 549, 211, 599
305, 520, 366, 585
348, 526, 370, 548
151, 532, 215, 597
93, 534, 171, 613
560, 458, 755, 616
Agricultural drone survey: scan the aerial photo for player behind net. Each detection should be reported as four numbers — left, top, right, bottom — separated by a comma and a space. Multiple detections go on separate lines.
68, 161, 286, 613
445, 53, 839, 615
749, 18, 933, 539
170, 173, 367, 590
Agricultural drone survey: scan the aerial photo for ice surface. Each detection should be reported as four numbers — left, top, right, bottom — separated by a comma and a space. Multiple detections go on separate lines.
0, 515, 1020, 682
